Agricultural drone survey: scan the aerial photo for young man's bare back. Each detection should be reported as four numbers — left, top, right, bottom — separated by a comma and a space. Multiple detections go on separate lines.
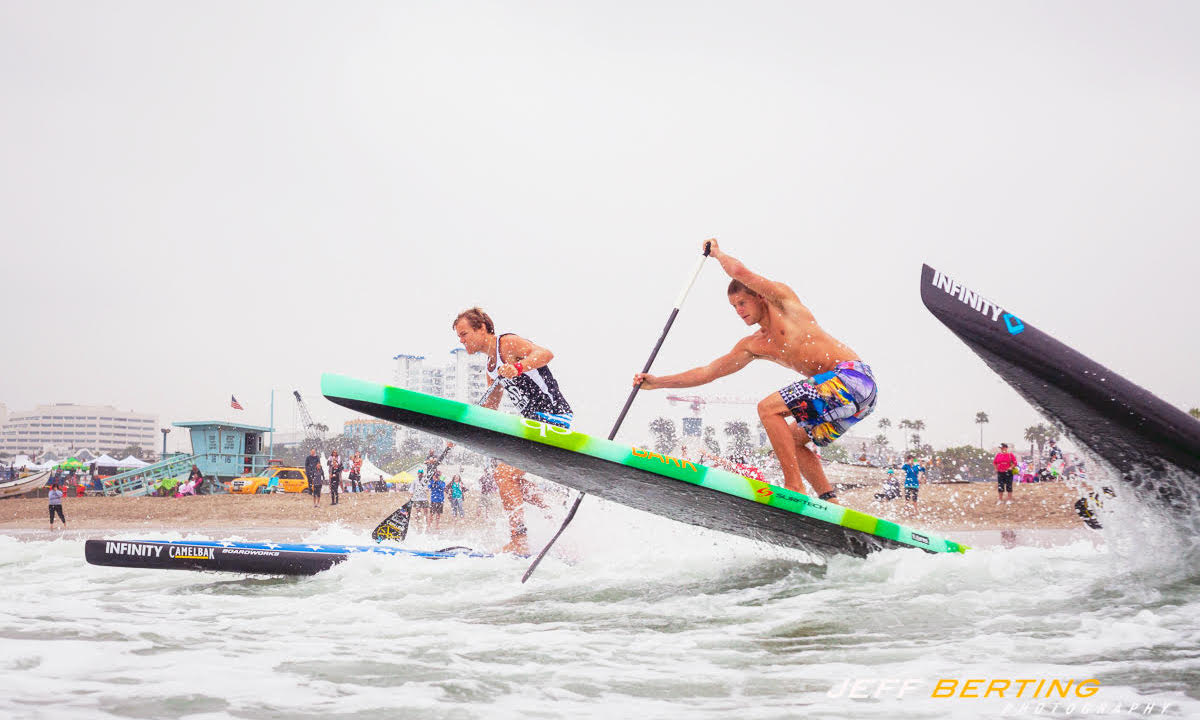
634, 239, 878, 501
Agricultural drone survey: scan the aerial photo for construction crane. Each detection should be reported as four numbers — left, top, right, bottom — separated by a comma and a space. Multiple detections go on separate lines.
665, 394, 758, 416
293, 390, 328, 451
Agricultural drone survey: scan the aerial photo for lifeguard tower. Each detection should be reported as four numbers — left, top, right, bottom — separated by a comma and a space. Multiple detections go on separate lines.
172, 420, 275, 480
101, 420, 275, 496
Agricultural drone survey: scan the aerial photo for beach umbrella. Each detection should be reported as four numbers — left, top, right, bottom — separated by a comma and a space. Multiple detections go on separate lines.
55, 458, 85, 471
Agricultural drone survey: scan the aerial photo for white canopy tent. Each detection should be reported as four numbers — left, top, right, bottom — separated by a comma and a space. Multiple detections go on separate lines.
5, 454, 35, 469
360, 456, 389, 482
118, 455, 149, 468
92, 454, 122, 469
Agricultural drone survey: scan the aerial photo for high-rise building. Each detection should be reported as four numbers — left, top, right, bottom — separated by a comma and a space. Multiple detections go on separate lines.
446, 348, 488, 403
393, 354, 429, 394
0, 403, 159, 455
393, 349, 487, 402
343, 419, 397, 458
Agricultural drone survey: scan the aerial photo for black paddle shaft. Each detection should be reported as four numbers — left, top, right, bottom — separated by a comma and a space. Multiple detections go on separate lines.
522, 243, 711, 582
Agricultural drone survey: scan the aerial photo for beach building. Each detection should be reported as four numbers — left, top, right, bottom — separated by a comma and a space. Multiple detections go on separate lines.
343, 419, 397, 458
0, 402, 158, 456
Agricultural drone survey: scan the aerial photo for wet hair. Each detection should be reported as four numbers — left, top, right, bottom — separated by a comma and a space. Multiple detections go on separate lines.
453, 307, 494, 334
727, 279, 760, 298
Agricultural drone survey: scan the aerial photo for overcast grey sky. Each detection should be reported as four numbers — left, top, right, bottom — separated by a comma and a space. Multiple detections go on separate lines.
3, 2, 1197, 454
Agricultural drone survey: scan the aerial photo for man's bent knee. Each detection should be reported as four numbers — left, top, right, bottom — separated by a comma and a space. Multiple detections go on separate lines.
758, 393, 789, 419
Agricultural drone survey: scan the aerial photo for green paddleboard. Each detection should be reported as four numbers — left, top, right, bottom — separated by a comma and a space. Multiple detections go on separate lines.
322, 373, 967, 558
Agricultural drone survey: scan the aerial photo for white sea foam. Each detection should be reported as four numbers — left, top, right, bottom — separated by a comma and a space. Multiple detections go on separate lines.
2, 488, 1199, 720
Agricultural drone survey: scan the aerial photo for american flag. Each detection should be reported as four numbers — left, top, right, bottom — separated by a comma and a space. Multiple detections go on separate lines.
231, 395, 244, 411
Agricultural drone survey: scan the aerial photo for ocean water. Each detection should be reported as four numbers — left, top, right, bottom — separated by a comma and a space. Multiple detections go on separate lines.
2, 489, 1198, 720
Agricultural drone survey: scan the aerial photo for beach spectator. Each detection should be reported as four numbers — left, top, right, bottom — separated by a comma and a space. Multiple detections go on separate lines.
328, 451, 342, 506
48, 483, 66, 530
874, 466, 900, 501
993, 443, 1018, 502
411, 469, 430, 533
376, 474, 387, 493
75, 482, 85, 497
448, 473, 466, 520
428, 470, 446, 532
901, 455, 926, 510
478, 460, 500, 520
304, 448, 321, 494
350, 451, 363, 493
185, 465, 205, 495
1047, 440, 1063, 463
311, 461, 325, 507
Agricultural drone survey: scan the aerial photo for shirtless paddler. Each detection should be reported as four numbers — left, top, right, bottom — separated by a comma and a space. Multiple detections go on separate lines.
633, 239, 878, 503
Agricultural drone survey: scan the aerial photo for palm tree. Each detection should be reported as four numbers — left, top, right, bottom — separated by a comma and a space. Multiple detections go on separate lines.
723, 420, 752, 461
878, 417, 892, 445
1024, 424, 1053, 462
898, 419, 914, 450
1024, 425, 1039, 459
975, 411, 990, 450
910, 420, 926, 450
1189, 408, 1199, 420
649, 417, 678, 455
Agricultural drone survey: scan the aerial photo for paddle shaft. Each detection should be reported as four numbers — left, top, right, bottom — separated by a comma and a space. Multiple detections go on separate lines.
521, 244, 711, 582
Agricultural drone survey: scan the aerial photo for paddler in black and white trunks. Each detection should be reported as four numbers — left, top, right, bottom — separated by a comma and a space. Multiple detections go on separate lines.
634, 239, 877, 504
452, 307, 573, 554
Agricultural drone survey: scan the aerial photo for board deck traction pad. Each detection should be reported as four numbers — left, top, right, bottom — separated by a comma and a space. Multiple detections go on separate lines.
322, 373, 967, 556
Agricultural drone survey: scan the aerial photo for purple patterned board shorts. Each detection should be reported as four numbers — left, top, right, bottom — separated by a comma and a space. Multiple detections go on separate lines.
779, 360, 878, 446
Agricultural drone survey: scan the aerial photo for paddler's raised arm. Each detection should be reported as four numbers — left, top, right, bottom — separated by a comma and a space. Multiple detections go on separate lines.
705, 239, 795, 306
633, 342, 754, 390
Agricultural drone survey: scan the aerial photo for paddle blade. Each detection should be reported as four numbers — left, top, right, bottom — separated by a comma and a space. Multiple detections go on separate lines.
372, 501, 412, 543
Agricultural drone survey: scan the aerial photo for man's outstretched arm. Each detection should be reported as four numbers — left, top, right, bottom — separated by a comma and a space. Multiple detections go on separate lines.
633, 343, 754, 390
706, 239, 796, 306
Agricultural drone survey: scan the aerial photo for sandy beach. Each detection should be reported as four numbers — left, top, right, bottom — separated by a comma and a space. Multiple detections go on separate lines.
0, 463, 1091, 541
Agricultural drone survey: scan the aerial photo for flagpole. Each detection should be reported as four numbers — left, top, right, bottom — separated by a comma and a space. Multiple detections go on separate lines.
269, 390, 275, 460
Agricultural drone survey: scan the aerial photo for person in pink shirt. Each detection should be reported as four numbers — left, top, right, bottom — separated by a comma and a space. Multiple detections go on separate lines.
993, 443, 1018, 502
